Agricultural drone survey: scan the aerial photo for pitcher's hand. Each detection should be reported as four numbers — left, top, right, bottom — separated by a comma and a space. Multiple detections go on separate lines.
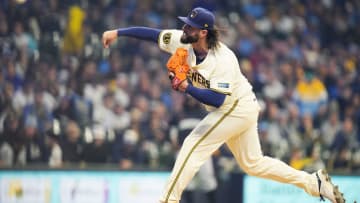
102, 30, 118, 48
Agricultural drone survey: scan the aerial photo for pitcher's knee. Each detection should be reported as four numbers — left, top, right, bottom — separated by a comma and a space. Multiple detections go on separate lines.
241, 156, 265, 176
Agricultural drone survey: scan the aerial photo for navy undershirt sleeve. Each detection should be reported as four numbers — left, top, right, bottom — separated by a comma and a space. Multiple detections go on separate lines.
117, 27, 161, 43
185, 84, 226, 108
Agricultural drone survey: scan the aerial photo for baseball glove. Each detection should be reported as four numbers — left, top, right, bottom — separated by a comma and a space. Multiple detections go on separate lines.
166, 48, 190, 90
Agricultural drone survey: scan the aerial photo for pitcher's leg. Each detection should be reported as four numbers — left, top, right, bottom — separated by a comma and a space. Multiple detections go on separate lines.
160, 136, 221, 202
160, 111, 233, 203
160, 105, 245, 203
226, 121, 319, 196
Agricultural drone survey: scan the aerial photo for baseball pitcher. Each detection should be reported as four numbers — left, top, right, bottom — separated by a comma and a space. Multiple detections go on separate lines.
102, 7, 345, 203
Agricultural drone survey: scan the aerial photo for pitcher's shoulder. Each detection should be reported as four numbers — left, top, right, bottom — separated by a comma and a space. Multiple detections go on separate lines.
214, 43, 237, 59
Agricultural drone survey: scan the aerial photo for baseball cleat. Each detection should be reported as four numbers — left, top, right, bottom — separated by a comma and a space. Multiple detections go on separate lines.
315, 169, 345, 203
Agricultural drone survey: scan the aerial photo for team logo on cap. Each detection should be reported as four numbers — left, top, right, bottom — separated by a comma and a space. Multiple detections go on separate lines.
190, 10, 197, 18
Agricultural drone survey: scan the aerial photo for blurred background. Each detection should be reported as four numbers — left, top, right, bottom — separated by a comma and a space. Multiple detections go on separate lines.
0, 0, 359, 202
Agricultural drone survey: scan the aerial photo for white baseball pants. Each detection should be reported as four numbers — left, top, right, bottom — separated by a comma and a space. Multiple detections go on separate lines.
160, 94, 319, 203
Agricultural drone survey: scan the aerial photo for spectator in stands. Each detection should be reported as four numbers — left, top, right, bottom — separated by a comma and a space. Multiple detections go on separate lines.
66, 79, 93, 128
22, 87, 53, 133
131, 94, 151, 131
12, 80, 34, 111
93, 91, 116, 128
0, 82, 15, 113
109, 103, 131, 132
320, 110, 341, 149
82, 125, 110, 163
289, 147, 313, 170
329, 117, 358, 172
112, 127, 145, 169
0, 135, 12, 167
298, 114, 320, 156
45, 129, 62, 168
113, 73, 130, 109
261, 101, 290, 159
329, 148, 351, 173
61, 120, 82, 163
0, 113, 20, 166
143, 111, 174, 169
22, 115, 45, 164
62, 5, 85, 56
4, 60, 23, 91
0, 10, 9, 37
262, 69, 285, 103
293, 67, 328, 118
330, 117, 358, 153
284, 103, 302, 148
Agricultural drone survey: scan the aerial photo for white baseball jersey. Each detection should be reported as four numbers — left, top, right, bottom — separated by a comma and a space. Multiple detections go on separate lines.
158, 29, 254, 112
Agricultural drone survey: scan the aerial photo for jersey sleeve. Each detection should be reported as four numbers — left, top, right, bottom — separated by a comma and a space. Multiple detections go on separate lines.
158, 29, 186, 54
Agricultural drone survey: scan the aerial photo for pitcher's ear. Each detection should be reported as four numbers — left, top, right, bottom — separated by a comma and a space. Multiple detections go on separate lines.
200, 29, 208, 37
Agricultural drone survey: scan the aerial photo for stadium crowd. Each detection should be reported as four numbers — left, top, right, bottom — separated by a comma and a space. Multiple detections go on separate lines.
0, 0, 359, 177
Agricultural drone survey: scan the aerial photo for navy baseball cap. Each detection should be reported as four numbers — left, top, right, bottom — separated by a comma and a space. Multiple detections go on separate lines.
178, 7, 215, 30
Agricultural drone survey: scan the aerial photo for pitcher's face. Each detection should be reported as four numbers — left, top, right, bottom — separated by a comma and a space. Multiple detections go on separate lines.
180, 24, 200, 44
